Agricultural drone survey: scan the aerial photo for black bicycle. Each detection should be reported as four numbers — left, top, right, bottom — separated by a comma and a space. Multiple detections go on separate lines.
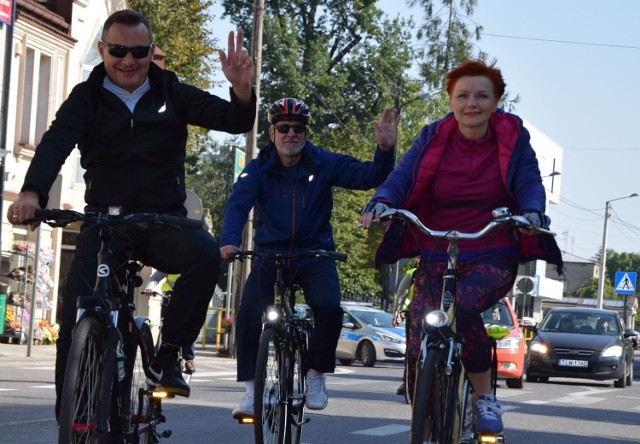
378, 207, 554, 444
25, 208, 202, 443
230, 249, 347, 444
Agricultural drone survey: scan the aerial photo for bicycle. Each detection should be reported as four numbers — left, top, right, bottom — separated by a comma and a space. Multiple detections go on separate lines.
229, 249, 347, 444
24, 208, 202, 443
377, 207, 554, 444
150, 289, 196, 383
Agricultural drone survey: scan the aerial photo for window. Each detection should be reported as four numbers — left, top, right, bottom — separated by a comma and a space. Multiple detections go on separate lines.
18, 48, 52, 151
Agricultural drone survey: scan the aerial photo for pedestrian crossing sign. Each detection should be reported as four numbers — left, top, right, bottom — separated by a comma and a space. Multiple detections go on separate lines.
614, 271, 636, 295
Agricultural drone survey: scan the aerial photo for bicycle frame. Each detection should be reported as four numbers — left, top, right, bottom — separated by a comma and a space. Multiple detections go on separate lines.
26, 209, 201, 443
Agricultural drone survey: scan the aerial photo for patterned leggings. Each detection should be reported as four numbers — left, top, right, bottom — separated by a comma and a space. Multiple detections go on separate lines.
406, 254, 518, 401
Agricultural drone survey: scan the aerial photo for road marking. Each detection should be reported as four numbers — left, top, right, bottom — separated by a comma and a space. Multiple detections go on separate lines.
352, 424, 410, 436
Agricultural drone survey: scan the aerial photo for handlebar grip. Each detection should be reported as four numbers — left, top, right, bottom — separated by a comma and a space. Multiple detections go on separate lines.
330, 252, 348, 262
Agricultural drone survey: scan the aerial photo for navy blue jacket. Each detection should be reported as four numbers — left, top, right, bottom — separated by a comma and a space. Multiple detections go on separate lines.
221, 140, 394, 251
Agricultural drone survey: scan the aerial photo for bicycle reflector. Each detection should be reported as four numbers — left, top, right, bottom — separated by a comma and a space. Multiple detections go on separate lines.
425, 310, 449, 328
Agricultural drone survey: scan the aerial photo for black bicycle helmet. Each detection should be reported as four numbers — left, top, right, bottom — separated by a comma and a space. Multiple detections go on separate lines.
268, 98, 311, 125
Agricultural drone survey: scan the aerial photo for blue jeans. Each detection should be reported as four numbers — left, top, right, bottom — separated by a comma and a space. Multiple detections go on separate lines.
235, 256, 343, 381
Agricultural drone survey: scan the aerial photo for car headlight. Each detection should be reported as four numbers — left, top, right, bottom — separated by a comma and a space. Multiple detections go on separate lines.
529, 342, 548, 354
496, 336, 521, 349
602, 345, 623, 358
376, 333, 402, 344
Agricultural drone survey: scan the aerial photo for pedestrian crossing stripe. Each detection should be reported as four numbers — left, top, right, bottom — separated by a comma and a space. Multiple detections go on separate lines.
614, 271, 636, 294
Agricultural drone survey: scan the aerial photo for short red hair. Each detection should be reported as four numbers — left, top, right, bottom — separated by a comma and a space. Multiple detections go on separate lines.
445, 60, 505, 100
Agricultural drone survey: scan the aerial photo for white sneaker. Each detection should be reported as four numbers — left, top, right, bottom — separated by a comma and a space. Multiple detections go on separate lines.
306, 373, 328, 410
232, 393, 254, 420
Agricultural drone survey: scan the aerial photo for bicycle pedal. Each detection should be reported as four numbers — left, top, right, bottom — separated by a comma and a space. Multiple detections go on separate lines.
160, 430, 172, 438
476, 433, 506, 443
235, 414, 255, 425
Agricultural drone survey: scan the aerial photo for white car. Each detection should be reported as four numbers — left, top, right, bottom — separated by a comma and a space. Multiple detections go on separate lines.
336, 303, 406, 367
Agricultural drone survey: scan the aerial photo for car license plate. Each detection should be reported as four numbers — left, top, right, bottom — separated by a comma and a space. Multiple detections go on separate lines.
558, 359, 588, 368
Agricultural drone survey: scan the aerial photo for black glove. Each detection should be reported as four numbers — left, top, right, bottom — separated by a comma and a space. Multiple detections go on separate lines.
361, 201, 390, 219
521, 211, 541, 229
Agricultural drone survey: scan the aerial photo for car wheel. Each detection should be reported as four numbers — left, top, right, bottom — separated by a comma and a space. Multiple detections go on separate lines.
506, 376, 524, 389
525, 370, 538, 383
358, 341, 376, 367
338, 359, 355, 366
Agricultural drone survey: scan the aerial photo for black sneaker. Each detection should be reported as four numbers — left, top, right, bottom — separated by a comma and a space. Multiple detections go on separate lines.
183, 359, 196, 375
147, 344, 191, 397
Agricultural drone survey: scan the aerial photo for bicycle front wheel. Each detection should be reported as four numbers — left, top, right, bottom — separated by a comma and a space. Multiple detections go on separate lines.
290, 344, 306, 444
255, 326, 288, 444
410, 346, 447, 444
458, 377, 476, 443
58, 317, 108, 443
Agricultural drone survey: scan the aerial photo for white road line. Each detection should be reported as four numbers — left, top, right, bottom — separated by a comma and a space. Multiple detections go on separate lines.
352, 424, 411, 436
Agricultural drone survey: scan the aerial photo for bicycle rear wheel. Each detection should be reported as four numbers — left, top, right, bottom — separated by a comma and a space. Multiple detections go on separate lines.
458, 377, 476, 443
255, 327, 288, 444
410, 346, 447, 444
122, 320, 156, 442
58, 317, 109, 443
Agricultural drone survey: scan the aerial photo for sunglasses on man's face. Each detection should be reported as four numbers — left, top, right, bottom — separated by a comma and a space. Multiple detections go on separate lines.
274, 124, 307, 134
101, 41, 152, 59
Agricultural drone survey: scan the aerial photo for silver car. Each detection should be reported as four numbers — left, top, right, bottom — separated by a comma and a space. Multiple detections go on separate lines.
336, 303, 406, 367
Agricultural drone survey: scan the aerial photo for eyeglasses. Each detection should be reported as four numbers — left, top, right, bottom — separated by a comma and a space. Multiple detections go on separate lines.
101, 41, 152, 59
274, 124, 307, 134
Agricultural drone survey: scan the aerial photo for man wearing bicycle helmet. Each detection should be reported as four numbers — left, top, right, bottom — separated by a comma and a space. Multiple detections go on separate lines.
220, 98, 397, 420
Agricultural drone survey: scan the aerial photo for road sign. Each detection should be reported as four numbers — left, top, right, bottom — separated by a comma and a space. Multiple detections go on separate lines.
614, 271, 636, 295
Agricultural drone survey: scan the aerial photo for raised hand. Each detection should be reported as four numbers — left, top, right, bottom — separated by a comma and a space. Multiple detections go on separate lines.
218, 29, 254, 105
372, 107, 399, 151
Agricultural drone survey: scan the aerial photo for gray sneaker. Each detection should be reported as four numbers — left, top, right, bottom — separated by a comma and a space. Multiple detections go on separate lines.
306, 373, 328, 410
232, 393, 254, 420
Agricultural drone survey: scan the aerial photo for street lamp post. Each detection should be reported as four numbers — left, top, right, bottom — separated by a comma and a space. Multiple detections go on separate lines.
596, 193, 639, 309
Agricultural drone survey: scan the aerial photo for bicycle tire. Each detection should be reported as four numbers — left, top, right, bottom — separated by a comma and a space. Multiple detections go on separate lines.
290, 343, 306, 444
410, 346, 447, 444
255, 326, 288, 444
58, 317, 109, 443
123, 320, 156, 443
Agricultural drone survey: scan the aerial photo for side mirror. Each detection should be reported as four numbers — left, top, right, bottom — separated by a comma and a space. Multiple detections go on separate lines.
342, 322, 356, 329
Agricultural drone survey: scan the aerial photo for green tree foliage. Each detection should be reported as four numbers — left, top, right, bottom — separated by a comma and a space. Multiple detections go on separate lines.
575, 277, 614, 300
407, 0, 483, 91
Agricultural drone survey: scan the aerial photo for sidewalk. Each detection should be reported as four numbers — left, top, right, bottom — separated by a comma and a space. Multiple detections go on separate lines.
0, 342, 56, 367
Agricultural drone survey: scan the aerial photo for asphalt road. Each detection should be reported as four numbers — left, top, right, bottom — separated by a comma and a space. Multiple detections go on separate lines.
2, 344, 640, 443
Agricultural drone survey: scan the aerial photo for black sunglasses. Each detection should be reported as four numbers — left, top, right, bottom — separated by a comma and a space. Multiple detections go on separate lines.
101, 41, 152, 59
274, 124, 307, 134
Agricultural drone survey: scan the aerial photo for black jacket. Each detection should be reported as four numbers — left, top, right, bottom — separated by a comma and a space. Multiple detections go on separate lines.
22, 62, 256, 213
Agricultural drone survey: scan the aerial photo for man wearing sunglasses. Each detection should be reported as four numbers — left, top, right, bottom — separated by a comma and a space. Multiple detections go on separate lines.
7, 9, 256, 420
220, 98, 397, 421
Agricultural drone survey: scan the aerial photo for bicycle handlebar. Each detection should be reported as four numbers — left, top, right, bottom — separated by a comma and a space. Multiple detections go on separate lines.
378, 207, 556, 239
229, 249, 348, 263
23, 208, 204, 230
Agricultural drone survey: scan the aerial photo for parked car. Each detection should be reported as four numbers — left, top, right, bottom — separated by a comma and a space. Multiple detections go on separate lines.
526, 307, 634, 387
481, 297, 526, 389
336, 303, 406, 367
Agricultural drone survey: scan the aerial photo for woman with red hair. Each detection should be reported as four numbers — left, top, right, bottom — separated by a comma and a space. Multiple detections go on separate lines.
361, 59, 562, 435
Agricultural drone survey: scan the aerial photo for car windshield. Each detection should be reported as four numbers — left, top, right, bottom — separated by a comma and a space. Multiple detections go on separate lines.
481, 301, 514, 327
350, 310, 395, 328
540, 312, 620, 335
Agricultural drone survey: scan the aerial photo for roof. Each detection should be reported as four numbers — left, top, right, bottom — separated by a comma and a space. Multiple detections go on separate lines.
561, 251, 597, 264
548, 306, 618, 316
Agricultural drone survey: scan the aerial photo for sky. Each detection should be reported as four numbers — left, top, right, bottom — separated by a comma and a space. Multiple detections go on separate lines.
207, 0, 640, 261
